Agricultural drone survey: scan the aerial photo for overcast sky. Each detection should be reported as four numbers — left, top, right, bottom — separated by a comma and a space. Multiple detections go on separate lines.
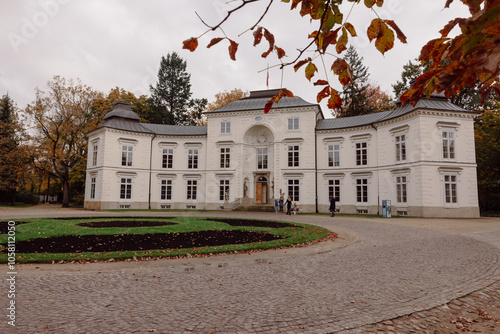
1, 0, 470, 117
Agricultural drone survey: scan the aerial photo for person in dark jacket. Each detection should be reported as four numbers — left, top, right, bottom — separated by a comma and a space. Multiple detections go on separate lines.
279, 196, 284, 213
329, 195, 336, 217
285, 196, 292, 215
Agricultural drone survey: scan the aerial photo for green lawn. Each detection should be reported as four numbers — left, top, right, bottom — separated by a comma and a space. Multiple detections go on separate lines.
0, 216, 331, 263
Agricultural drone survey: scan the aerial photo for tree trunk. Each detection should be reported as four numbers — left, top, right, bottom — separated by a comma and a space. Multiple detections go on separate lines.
61, 180, 70, 208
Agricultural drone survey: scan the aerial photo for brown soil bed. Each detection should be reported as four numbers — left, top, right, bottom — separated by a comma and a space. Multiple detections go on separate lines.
53, 216, 176, 220
2, 230, 285, 253
77, 220, 177, 228
204, 218, 301, 228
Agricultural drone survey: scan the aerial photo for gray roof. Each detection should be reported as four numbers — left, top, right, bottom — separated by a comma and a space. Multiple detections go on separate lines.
103, 102, 140, 121
208, 89, 318, 113
141, 123, 207, 136
317, 95, 473, 130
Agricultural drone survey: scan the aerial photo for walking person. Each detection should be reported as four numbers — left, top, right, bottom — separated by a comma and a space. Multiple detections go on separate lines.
274, 198, 278, 213
279, 196, 284, 213
329, 195, 336, 217
285, 196, 292, 215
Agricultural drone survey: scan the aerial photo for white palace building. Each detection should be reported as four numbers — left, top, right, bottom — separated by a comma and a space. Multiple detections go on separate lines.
84, 89, 480, 217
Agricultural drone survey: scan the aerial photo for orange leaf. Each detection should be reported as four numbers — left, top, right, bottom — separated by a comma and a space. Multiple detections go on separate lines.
276, 46, 286, 59
281, 88, 294, 98
344, 22, 357, 37
314, 79, 329, 86
294, 58, 311, 72
374, 21, 394, 54
182, 38, 198, 52
317, 86, 330, 102
253, 26, 264, 46
207, 38, 224, 48
364, 0, 376, 8
305, 62, 318, 81
336, 27, 348, 54
439, 18, 464, 37
367, 18, 382, 42
264, 99, 274, 113
327, 88, 342, 109
385, 20, 407, 43
228, 39, 238, 61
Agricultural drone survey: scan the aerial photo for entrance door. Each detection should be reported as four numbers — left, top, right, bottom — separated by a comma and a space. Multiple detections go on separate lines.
256, 176, 267, 204
256, 183, 262, 203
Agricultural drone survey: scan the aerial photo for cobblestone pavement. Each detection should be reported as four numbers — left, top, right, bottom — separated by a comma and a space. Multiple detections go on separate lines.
1, 206, 500, 333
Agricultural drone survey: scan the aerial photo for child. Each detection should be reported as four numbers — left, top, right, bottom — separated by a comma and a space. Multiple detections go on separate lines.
292, 202, 298, 215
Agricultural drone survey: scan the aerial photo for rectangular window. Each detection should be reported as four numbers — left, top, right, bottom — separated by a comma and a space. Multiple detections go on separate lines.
220, 148, 230, 169
395, 135, 406, 162
442, 131, 455, 159
288, 145, 299, 167
219, 179, 230, 201
188, 149, 199, 169
396, 176, 407, 203
288, 117, 299, 130
187, 180, 197, 200
121, 145, 133, 166
328, 179, 340, 201
162, 148, 173, 169
328, 144, 340, 167
356, 179, 368, 203
356, 142, 367, 166
90, 177, 96, 199
288, 179, 300, 202
160, 179, 172, 200
92, 145, 98, 166
444, 174, 457, 204
221, 122, 231, 134
120, 178, 132, 199
257, 148, 268, 169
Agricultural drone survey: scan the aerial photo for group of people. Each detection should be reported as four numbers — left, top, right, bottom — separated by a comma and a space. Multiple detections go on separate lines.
274, 196, 298, 215
273, 195, 337, 217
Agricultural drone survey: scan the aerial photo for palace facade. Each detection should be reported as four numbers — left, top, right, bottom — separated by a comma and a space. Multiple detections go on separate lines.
84, 89, 479, 217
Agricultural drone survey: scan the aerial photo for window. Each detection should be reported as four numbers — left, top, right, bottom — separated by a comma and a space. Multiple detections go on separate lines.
160, 179, 172, 200
120, 178, 132, 199
356, 179, 368, 203
288, 145, 299, 167
444, 174, 457, 204
187, 180, 197, 200
396, 176, 407, 203
90, 177, 96, 199
92, 145, 98, 166
288, 179, 300, 201
395, 135, 406, 162
220, 148, 230, 169
288, 117, 299, 130
221, 122, 231, 134
257, 148, 268, 169
328, 144, 340, 167
162, 149, 173, 169
442, 131, 455, 159
328, 179, 341, 201
188, 149, 198, 169
219, 179, 230, 201
121, 145, 133, 166
356, 142, 367, 166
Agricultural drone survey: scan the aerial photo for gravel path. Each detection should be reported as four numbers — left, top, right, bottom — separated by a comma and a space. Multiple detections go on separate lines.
1, 206, 499, 333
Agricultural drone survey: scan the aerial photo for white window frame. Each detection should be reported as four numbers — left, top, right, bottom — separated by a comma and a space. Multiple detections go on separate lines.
219, 179, 230, 201
221, 121, 231, 134
120, 178, 132, 200
395, 134, 407, 162
92, 144, 98, 166
396, 175, 408, 204
121, 145, 133, 167
437, 122, 460, 161
355, 142, 368, 166
162, 148, 174, 169
287, 179, 300, 202
287, 117, 299, 131
356, 178, 368, 203
90, 176, 96, 200
328, 144, 340, 167
187, 148, 199, 169
288, 145, 300, 167
257, 148, 268, 170
160, 179, 172, 201
187, 179, 197, 200
220, 147, 231, 169
328, 179, 341, 202
439, 167, 461, 207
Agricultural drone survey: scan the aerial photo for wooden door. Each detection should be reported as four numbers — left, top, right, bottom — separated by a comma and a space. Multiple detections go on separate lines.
256, 182, 262, 203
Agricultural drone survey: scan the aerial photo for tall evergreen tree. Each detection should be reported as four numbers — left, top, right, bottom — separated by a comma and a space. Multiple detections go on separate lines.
149, 52, 206, 125
336, 46, 372, 117
392, 60, 423, 100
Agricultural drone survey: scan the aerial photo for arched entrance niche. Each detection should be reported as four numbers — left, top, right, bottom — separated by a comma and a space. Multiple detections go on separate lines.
242, 125, 275, 204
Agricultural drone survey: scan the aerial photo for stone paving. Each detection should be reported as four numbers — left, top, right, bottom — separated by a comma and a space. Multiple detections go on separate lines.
1, 206, 500, 333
